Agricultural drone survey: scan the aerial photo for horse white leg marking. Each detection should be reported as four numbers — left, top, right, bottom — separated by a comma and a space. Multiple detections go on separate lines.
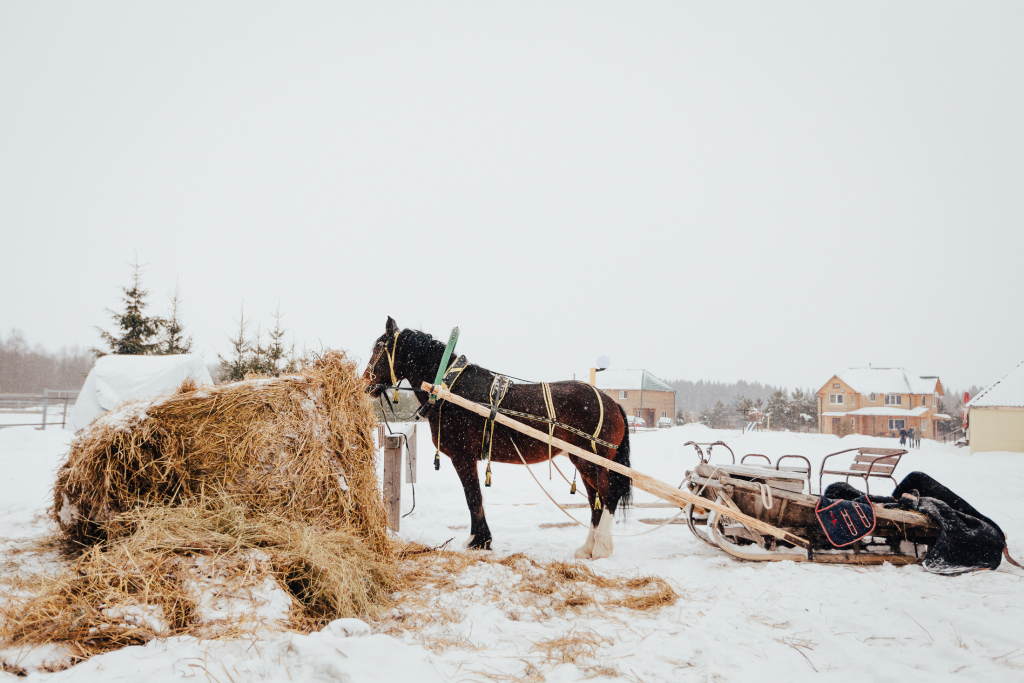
463, 534, 475, 549
574, 525, 596, 559
591, 510, 615, 559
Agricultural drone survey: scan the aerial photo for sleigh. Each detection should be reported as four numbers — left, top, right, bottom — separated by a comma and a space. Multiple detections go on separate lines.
682, 453, 940, 565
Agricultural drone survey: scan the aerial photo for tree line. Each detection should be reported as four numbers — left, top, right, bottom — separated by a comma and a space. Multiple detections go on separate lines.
690, 388, 818, 431
1, 262, 305, 394
0, 331, 92, 394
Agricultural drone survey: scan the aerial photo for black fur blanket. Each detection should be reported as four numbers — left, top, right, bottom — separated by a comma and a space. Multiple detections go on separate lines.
824, 472, 1005, 575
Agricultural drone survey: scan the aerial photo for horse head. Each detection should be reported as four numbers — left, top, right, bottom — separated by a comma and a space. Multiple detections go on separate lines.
363, 316, 401, 397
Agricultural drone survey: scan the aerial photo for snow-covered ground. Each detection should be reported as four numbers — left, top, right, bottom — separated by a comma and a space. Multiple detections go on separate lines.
2, 423, 1023, 681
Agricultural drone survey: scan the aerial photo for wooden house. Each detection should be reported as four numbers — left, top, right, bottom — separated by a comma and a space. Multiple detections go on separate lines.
817, 368, 948, 439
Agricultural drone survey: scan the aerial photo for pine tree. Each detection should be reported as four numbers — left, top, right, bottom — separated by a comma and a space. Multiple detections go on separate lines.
765, 389, 792, 430
160, 286, 193, 355
698, 405, 713, 427
216, 305, 302, 383
217, 307, 252, 382
95, 262, 165, 357
710, 400, 730, 428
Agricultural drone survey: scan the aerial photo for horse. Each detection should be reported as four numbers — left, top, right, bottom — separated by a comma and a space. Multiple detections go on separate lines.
363, 317, 632, 559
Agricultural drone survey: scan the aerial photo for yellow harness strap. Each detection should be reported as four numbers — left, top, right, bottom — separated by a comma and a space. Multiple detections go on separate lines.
384, 330, 401, 387
589, 384, 604, 453
541, 382, 556, 478
435, 355, 467, 461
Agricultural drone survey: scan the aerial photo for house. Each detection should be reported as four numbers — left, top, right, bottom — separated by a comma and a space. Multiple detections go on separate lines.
592, 369, 676, 429
817, 368, 948, 439
966, 360, 1024, 454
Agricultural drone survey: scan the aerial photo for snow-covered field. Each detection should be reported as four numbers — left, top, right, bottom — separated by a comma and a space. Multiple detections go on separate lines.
2, 423, 1023, 681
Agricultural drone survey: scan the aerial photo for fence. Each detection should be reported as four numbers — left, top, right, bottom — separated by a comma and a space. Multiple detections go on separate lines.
0, 390, 79, 430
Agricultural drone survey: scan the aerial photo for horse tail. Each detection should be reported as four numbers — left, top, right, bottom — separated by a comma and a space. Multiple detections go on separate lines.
610, 403, 633, 515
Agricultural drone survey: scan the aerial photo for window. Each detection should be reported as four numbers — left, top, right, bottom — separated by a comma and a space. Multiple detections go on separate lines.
849, 395, 856, 406
889, 419, 905, 430
923, 395, 929, 406
662, 411, 668, 418
833, 384, 840, 389
922, 419, 928, 432
869, 393, 877, 402
636, 410, 642, 417
829, 394, 844, 404
619, 390, 627, 399
885, 394, 902, 405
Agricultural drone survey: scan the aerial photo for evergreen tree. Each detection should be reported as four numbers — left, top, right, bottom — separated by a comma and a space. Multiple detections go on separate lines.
95, 262, 165, 357
765, 389, 792, 430
697, 405, 713, 427
217, 307, 252, 383
732, 393, 753, 419
160, 286, 193, 355
216, 306, 302, 383
710, 400, 730, 428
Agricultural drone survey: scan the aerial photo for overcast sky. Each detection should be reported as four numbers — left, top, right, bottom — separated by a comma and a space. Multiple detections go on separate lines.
1, 3, 1022, 391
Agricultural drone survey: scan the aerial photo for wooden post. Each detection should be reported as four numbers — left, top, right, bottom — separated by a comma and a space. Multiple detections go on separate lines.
40, 390, 49, 430
383, 433, 403, 532
422, 382, 808, 548
404, 423, 417, 484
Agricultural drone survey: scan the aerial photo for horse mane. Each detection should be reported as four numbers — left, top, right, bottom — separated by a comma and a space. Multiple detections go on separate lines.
403, 328, 494, 380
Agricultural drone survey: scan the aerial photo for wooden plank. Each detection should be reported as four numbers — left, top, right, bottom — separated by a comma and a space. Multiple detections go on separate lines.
563, 502, 681, 509
423, 382, 809, 548
850, 463, 895, 474
403, 423, 417, 484
383, 434, 403, 532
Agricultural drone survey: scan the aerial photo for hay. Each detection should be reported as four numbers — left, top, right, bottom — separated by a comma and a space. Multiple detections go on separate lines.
52, 351, 388, 554
1, 351, 395, 659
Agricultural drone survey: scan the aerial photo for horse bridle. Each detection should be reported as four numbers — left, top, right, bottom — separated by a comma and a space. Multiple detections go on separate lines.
366, 330, 402, 395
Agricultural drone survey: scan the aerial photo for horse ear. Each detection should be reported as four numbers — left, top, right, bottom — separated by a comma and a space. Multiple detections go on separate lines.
386, 317, 399, 335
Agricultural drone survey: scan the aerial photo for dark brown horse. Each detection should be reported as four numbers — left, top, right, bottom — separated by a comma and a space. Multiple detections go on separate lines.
363, 317, 632, 558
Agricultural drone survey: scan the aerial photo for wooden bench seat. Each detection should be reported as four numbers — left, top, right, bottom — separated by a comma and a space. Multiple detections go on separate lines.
819, 447, 905, 496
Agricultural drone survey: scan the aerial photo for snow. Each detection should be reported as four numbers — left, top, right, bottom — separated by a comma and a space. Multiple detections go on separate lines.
3, 423, 1024, 681
68, 354, 213, 433
968, 359, 1024, 408
835, 368, 941, 396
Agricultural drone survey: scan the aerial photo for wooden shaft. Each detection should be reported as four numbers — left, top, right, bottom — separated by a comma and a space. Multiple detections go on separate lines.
423, 382, 809, 548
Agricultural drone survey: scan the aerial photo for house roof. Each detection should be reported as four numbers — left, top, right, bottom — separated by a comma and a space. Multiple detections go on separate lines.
593, 369, 675, 393
823, 406, 931, 418
966, 360, 1024, 408
826, 368, 941, 396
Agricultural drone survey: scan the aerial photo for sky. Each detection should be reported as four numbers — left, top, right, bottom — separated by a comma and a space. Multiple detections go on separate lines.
1, 3, 1022, 391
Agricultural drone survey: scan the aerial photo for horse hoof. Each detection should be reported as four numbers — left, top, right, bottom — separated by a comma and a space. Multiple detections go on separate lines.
574, 546, 593, 559
590, 545, 612, 560
465, 535, 492, 550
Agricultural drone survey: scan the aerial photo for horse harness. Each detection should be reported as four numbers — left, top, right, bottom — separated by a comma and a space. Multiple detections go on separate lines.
370, 330, 619, 492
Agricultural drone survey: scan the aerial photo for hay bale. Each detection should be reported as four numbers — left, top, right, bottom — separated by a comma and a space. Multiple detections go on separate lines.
1, 351, 397, 659
52, 351, 389, 558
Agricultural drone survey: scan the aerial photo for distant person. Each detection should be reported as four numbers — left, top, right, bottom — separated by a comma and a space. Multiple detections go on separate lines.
899, 428, 907, 446
914, 425, 922, 448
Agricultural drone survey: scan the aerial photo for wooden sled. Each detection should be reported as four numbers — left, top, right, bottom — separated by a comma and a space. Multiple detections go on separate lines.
684, 462, 939, 565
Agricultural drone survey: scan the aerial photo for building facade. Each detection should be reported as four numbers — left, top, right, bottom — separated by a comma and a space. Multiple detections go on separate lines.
967, 359, 1024, 454
592, 369, 675, 427
817, 368, 948, 439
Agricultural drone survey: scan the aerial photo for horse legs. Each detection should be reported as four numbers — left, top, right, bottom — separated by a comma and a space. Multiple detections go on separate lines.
573, 478, 601, 559
572, 468, 619, 560
451, 456, 493, 550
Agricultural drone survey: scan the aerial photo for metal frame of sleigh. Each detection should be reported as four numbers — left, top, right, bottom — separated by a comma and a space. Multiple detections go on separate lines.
681, 444, 942, 566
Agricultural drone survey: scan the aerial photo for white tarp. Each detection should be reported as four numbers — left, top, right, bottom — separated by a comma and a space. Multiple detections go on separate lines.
67, 354, 213, 433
